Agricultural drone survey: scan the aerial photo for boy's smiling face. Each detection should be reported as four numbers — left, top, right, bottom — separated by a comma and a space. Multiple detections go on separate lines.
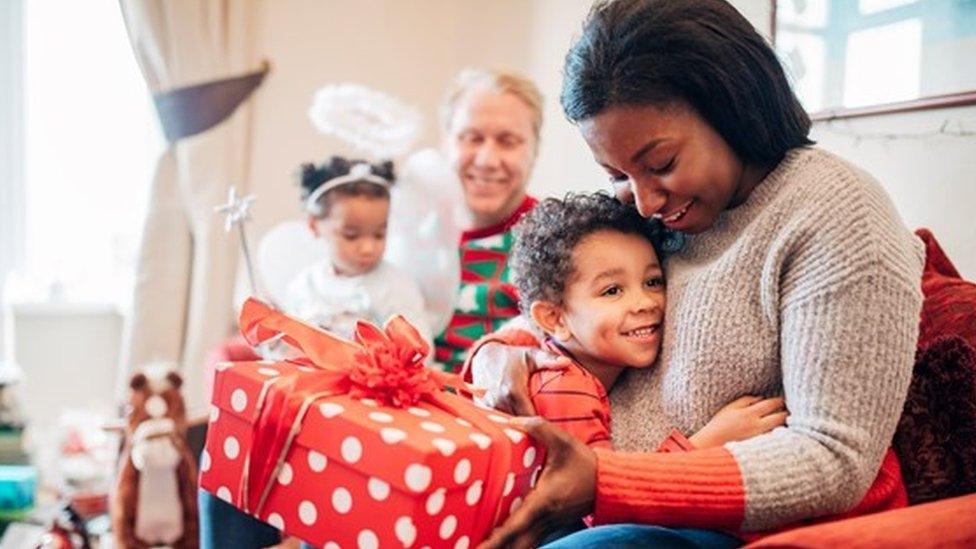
532, 229, 666, 377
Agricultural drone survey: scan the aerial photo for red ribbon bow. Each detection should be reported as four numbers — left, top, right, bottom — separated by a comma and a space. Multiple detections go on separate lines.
232, 298, 509, 542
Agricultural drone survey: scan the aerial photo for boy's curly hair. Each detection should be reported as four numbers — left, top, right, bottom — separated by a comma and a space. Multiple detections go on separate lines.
511, 192, 667, 314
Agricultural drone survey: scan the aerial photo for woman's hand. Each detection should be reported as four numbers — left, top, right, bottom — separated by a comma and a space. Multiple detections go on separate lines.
689, 395, 788, 448
477, 417, 598, 549
470, 343, 570, 416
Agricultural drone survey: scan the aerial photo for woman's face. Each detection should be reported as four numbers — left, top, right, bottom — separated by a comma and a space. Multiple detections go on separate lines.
447, 89, 537, 228
579, 102, 753, 234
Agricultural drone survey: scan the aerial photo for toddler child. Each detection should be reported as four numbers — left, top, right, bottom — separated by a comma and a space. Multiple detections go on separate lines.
284, 156, 431, 343
508, 192, 787, 451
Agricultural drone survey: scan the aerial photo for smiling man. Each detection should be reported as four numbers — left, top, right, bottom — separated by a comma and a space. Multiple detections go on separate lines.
434, 69, 543, 372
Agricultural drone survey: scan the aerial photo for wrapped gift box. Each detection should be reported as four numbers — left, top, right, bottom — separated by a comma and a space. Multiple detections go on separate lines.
200, 299, 544, 548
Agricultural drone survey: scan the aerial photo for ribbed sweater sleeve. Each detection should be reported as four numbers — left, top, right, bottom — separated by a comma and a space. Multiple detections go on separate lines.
725, 163, 924, 530
594, 447, 745, 527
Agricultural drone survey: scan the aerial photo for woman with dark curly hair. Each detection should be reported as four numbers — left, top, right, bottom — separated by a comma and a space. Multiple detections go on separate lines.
472, 1, 925, 547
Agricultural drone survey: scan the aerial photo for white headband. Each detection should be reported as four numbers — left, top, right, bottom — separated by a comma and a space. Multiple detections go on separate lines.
305, 162, 392, 215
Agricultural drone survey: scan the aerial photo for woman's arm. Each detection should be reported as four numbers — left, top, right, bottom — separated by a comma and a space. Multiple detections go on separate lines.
481, 171, 925, 546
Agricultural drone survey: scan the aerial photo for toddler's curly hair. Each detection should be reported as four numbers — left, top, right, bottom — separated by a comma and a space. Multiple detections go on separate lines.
299, 156, 396, 217
511, 192, 668, 314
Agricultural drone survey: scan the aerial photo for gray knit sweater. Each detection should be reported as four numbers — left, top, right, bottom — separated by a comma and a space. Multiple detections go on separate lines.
606, 147, 924, 529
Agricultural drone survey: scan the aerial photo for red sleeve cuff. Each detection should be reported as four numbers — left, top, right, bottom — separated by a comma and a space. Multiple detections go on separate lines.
593, 446, 746, 529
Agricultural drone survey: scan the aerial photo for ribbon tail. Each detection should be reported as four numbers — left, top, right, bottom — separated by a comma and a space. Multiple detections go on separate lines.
240, 298, 361, 368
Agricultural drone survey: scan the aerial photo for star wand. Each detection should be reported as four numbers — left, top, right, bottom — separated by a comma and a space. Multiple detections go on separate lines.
214, 186, 265, 304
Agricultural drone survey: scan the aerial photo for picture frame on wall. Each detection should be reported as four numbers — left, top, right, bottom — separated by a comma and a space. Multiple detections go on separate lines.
772, 0, 976, 120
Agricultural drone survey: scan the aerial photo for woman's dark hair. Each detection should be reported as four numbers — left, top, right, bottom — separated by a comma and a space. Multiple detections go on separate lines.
511, 192, 668, 314
561, 0, 813, 165
299, 156, 396, 217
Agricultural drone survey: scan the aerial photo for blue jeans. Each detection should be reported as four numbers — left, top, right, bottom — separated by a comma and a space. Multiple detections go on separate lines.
199, 489, 317, 549
541, 524, 743, 549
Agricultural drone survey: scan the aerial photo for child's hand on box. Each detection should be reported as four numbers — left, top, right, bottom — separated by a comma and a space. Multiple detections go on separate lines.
689, 395, 788, 449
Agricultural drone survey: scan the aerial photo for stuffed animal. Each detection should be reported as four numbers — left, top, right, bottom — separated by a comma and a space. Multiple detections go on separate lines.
112, 367, 198, 548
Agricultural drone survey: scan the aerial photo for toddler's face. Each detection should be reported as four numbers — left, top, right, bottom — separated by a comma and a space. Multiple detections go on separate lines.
310, 195, 389, 276
554, 230, 665, 370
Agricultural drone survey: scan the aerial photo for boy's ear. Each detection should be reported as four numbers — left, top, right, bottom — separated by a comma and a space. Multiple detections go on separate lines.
529, 301, 571, 341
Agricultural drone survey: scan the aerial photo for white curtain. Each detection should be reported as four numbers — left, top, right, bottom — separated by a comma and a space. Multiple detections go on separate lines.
118, 0, 263, 411
0, 0, 25, 367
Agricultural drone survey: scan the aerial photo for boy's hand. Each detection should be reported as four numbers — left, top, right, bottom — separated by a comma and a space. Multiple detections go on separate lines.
689, 395, 788, 448
471, 343, 570, 416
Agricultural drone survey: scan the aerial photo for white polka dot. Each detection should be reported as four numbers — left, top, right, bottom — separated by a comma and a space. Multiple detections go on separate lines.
209, 406, 220, 423
258, 359, 276, 365
395, 516, 417, 547
324, 543, 340, 549
455, 418, 472, 428
319, 402, 345, 418
358, 530, 379, 549
503, 473, 515, 496
360, 398, 378, 407
431, 438, 456, 457
277, 463, 293, 485
307, 450, 327, 472
267, 512, 284, 530
216, 486, 232, 502
504, 428, 524, 444
332, 487, 352, 514
215, 361, 232, 371
298, 366, 314, 372
453, 459, 471, 484
469, 433, 492, 450
257, 367, 280, 377
298, 500, 317, 525
230, 389, 248, 412
200, 450, 211, 472
404, 464, 432, 492
340, 437, 363, 463
455, 537, 470, 549
523, 446, 537, 468
425, 488, 445, 515
367, 477, 390, 501
439, 515, 457, 539
381, 427, 408, 444
510, 497, 523, 514
465, 480, 483, 506
488, 414, 509, 424
368, 411, 394, 423
420, 421, 445, 433
408, 406, 431, 417
223, 436, 240, 460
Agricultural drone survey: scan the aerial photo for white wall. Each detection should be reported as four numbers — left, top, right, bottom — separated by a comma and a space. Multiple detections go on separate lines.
731, 1, 975, 279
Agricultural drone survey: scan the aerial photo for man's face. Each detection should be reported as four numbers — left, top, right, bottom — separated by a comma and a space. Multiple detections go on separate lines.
447, 89, 537, 228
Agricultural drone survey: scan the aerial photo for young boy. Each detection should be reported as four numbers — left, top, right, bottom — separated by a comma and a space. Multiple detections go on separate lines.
507, 192, 787, 451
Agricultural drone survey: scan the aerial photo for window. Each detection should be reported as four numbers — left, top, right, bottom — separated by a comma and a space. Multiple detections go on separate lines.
19, 0, 163, 308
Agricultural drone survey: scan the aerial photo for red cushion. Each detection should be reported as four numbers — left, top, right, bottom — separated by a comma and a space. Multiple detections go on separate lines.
915, 228, 976, 351
894, 335, 976, 504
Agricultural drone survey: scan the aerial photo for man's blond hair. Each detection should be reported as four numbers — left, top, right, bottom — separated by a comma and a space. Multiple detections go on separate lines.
441, 68, 544, 142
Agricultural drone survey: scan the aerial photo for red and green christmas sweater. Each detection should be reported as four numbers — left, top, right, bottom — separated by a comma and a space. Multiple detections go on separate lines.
434, 196, 537, 372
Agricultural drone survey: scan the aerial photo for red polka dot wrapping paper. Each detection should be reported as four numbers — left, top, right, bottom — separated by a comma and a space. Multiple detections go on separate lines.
200, 360, 544, 548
